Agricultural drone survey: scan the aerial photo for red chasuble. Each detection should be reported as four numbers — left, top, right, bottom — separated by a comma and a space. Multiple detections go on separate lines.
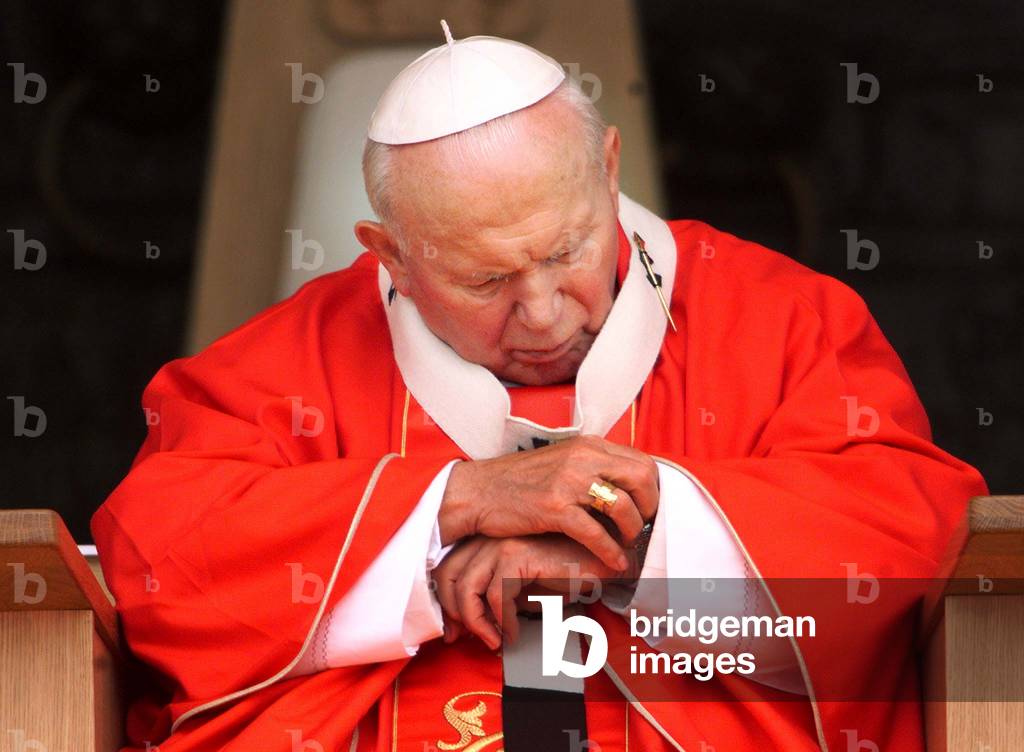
92, 205, 987, 752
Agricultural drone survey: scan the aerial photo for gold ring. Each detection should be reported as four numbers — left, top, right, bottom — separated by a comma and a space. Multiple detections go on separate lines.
588, 480, 618, 514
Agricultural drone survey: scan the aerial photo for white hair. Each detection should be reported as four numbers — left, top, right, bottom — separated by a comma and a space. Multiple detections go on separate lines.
362, 77, 607, 249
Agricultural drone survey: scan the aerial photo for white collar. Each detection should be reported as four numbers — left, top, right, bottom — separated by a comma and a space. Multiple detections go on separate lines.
378, 192, 676, 459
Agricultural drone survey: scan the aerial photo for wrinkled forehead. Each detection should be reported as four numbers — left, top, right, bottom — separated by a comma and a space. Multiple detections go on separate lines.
396, 146, 596, 255
403, 170, 601, 277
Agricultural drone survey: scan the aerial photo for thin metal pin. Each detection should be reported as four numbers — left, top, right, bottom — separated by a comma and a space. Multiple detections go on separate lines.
633, 232, 678, 332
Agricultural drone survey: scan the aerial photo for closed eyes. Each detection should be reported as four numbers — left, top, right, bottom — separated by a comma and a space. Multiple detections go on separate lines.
466, 234, 590, 288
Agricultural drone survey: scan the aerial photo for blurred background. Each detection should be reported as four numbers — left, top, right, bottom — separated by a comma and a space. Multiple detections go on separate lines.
2, 0, 1021, 543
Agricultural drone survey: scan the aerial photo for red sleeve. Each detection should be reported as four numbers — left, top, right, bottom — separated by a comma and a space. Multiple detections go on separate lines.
653, 268, 988, 748
91, 282, 460, 731
664, 276, 987, 578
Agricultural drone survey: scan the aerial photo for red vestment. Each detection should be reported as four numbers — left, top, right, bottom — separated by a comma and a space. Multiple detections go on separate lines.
93, 218, 987, 751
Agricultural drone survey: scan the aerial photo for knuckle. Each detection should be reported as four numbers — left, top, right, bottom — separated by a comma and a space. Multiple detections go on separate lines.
640, 456, 658, 485
487, 583, 503, 606
549, 490, 573, 513
625, 490, 640, 514
557, 507, 578, 532
569, 436, 598, 459
580, 523, 602, 545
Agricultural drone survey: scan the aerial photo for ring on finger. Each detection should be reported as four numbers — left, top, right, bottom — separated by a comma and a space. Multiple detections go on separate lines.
588, 480, 618, 515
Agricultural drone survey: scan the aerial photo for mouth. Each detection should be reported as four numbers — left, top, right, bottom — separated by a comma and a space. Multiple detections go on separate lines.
509, 335, 576, 365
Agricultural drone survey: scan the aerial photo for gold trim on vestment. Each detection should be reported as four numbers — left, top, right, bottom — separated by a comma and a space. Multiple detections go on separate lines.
169, 454, 402, 733
391, 677, 399, 752
649, 454, 828, 752
401, 389, 411, 457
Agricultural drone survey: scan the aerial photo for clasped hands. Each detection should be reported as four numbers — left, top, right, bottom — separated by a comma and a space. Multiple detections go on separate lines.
434, 435, 660, 650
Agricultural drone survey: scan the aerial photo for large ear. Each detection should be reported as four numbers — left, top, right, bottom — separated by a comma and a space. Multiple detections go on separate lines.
354, 220, 411, 294
602, 125, 622, 213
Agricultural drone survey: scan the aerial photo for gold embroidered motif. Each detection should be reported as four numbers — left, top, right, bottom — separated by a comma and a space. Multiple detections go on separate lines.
437, 691, 503, 751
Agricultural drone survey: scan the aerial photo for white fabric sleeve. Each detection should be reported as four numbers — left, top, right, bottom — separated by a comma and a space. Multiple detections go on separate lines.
602, 461, 806, 695
286, 459, 460, 677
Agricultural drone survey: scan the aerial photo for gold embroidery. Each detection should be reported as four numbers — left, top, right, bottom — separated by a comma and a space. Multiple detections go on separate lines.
436, 691, 503, 751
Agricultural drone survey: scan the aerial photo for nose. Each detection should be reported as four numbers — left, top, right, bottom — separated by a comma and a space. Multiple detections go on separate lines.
514, 270, 563, 331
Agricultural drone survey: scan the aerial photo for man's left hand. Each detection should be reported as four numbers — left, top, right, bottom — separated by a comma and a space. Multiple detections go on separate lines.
432, 534, 620, 649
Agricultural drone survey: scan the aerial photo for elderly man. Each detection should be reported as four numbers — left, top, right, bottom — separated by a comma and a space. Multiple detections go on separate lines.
93, 25, 986, 752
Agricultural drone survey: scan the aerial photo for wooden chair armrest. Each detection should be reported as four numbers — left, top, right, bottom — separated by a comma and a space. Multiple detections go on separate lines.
2, 508, 127, 751
1, 509, 120, 653
923, 495, 1024, 752
922, 495, 1024, 629
942, 494, 1024, 589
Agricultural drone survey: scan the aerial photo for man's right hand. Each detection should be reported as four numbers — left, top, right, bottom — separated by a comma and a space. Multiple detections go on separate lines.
437, 434, 660, 571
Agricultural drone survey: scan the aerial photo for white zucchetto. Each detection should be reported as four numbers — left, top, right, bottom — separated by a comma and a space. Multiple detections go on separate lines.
367, 20, 566, 145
